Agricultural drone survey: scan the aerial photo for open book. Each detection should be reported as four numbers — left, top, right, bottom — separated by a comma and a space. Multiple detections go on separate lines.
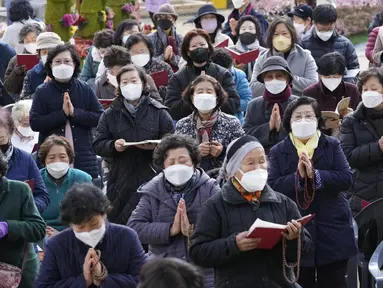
246, 214, 315, 249
224, 47, 260, 65
321, 97, 350, 120
123, 139, 161, 147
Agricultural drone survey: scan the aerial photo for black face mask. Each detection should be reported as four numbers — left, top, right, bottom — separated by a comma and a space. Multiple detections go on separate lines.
239, 32, 257, 45
189, 48, 210, 64
157, 19, 173, 31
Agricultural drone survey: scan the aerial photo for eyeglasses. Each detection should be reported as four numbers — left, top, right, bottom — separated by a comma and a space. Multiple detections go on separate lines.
53, 60, 73, 65
291, 112, 316, 122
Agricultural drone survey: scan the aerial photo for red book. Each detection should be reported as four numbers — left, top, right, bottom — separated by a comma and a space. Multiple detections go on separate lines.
17, 54, 39, 70
25, 179, 34, 193
215, 38, 229, 48
151, 70, 168, 87
224, 47, 260, 65
31, 143, 38, 153
99, 99, 113, 108
247, 214, 315, 250
362, 200, 371, 209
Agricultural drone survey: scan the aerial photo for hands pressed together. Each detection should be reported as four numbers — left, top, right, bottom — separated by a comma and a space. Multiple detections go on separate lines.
62, 92, 74, 117
269, 104, 281, 132
170, 199, 192, 237
198, 141, 223, 158
164, 45, 174, 62
298, 152, 313, 179
83, 248, 103, 287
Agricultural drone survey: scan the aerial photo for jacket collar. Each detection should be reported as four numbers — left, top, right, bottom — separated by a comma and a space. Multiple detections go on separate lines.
353, 102, 380, 139
34, 61, 46, 75
318, 79, 347, 99
272, 44, 297, 57
0, 177, 8, 205
312, 27, 339, 43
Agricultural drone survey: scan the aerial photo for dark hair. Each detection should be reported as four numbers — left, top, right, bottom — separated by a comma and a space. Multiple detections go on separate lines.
306, 0, 317, 9
138, 258, 204, 288
153, 134, 201, 170
235, 15, 264, 46
116, 65, 149, 96
194, 14, 223, 31
9, 0, 35, 23
125, 33, 155, 59
93, 29, 114, 49
357, 68, 383, 93
114, 19, 140, 46
312, 4, 337, 25
45, 44, 81, 78
266, 18, 298, 50
317, 52, 346, 76
283, 96, 323, 131
103, 45, 132, 68
18, 23, 44, 44
0, 108, 15, 136
210, 48, 232, 69
38, 134, 75, 165
60, 184, 112, 225
0, 156, 7, 178
181, 29, 215, 65
182, 75, 228, 113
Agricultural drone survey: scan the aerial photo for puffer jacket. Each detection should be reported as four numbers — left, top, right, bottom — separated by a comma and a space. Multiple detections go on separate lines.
79, 46, 100, 90
128, 169, 219, 288
20, 61, 46, 99
93, 94, 174, 225
301, 30, 359, 82
30, 78, 103, 178
372, 26, 383, 66
366, 27, 380, 65
231, 67, 252, 123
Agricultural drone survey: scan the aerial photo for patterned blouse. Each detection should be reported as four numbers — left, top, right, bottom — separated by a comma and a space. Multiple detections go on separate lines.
144, 58, 174, 101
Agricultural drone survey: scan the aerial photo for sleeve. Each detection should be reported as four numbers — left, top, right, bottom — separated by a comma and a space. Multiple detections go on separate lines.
6, 183, 46, 243
249, 55, 265, 97
20, 74, 33, 99
344, 40, 360, 82
237, 70, 253, 112
366, 29, 378, 63
291, 52, 318, 94
165, 72, 192, 120
373, 28, 383, 65
220, 69, 240, 115
79, 52, 93, 82
159, 109, 175, 137
189, 200, 241, 268
127, 195, 172, 245
146, 75, 163, 104
28, 156, 50, 213
230, 117, 245, 140
4, 57, 25, 95
93, 112, 118, 158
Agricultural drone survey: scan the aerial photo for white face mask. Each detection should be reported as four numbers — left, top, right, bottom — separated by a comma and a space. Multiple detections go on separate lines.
91, 47, 103, 62
24, 43, 37, 54
294, 23, 305, 37
321, 77, 342, 92
41, 55, 48, 65
265, 79, 287, 94
164, 164, 194, 186
193, 93, 217, 113
131, 54, 150, 67
122, 35, 130, 44
362, 91, 383, 109
291, 120, 318, 139
52, 64, 74, 80
232, 0, 245, 9
236, 168, 268, 192
107, 72, 118, 87
17, 126, 34, 137
121, 83, 142, 101
201, 18, 218, 34
46, 162, 70, 179
74, 223, 106, 248
316, 27, 333, 42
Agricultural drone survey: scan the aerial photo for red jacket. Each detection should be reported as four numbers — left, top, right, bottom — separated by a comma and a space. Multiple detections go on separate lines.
366, 27, 380, 63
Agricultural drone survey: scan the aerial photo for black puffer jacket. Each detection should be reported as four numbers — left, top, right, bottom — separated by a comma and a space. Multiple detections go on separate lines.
93, 94, 174, 224
189, 182, 312, 288
340, 103, 383, 215
165, 63, 240, 120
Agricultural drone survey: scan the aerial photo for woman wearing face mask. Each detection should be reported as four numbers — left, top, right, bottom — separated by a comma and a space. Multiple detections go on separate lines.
30, 44, 103, 178
126, 33, 173, 101
175, 75, 244, 172
114, 19, 141, 46
93, 65, 174, 225
250, 18, 318, 96
39, 135, 92, 237
21, 32, 63, 100
128, 134, 219, 288
243, 56, 298, 154
340, 68, 383, 215
147, 4, 183, 70
304, 52, 361, 134
269, 97, 357, 288
4, 23, 44, 98
36, 184, 147, 287
166, 29, 240, 121
190, 135, 312, 288
288, 4, 313, 40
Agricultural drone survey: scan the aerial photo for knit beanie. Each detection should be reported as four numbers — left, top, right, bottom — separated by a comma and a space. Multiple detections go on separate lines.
154, 4, 178, 21
36, 32, 63, 50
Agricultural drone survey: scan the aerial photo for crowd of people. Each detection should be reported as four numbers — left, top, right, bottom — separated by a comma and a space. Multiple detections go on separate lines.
0, 0, 383, 287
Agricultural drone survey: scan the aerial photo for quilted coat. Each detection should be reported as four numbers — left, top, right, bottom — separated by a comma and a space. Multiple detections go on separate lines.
230, 67, 252, 123
365, 27, 380, 65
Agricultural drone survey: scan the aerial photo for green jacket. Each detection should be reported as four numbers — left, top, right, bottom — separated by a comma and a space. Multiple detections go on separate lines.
40, 168, 92, 231
0, 177, 46, 288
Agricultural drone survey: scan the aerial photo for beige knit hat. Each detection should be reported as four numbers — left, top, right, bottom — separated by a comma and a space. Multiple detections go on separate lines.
154, 4, 178, 21
36, 32, 64, 50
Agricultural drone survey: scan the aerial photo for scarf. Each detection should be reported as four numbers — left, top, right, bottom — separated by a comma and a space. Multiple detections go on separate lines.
123, 98, 142, 118
366, 107, 383, 137
263, 85, 292, 113
14, 128, 34, 142
1, 142, 14, 162
164, 170, 198, 205
231, 177, 261, 202
234, 39, 260, 53
289, 131, 321, 159
194, 111, 218, 144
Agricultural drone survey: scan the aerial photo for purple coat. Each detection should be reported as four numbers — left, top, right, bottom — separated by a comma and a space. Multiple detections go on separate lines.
127, 168, 219, 288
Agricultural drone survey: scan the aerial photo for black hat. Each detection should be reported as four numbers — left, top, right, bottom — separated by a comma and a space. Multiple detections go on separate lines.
288, 4, 313, 19
257, 56, 293, 83
193, 4, 225, 25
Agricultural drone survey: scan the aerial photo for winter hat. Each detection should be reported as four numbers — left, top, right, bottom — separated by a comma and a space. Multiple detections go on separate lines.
257, 56, 293, 84
154, 4, 178, 21
36, 32, 63, 50
194, 5, 225, 24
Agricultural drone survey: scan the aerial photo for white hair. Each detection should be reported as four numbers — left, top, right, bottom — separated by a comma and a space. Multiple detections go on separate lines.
12, 100, 33, 125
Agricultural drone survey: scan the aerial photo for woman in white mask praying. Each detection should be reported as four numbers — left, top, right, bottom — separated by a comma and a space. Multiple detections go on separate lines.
36, 183, 147, 287
269, 96, 357, 288
175, 75, 244, 174
190, 135, 312, 288
39, 135, 92, 238
93, 64, 174, 225
128, 134, 219, 288
340, 68, 383, 215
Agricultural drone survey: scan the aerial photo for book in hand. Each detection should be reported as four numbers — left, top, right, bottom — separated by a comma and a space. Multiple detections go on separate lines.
246, 214, 315, 250
214, 38, 229, 48
17, 54, 39, 70
99, 99, 114, 108
151, 70, 168, 87
321, 97, 351, 120
123, 139, 161, 147
224, 47, 260, 65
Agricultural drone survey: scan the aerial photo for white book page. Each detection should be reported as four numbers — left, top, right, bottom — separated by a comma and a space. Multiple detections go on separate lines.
248, 218, 286, 235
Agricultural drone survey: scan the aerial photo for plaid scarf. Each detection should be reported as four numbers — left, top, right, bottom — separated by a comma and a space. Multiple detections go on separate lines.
164, 171, 198, 205
194, 111, 218, 144
231, 177, 261, 202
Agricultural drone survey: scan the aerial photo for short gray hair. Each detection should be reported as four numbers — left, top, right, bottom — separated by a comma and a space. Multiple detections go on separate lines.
19, 23, 44, 44
12, 100, 32, 125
